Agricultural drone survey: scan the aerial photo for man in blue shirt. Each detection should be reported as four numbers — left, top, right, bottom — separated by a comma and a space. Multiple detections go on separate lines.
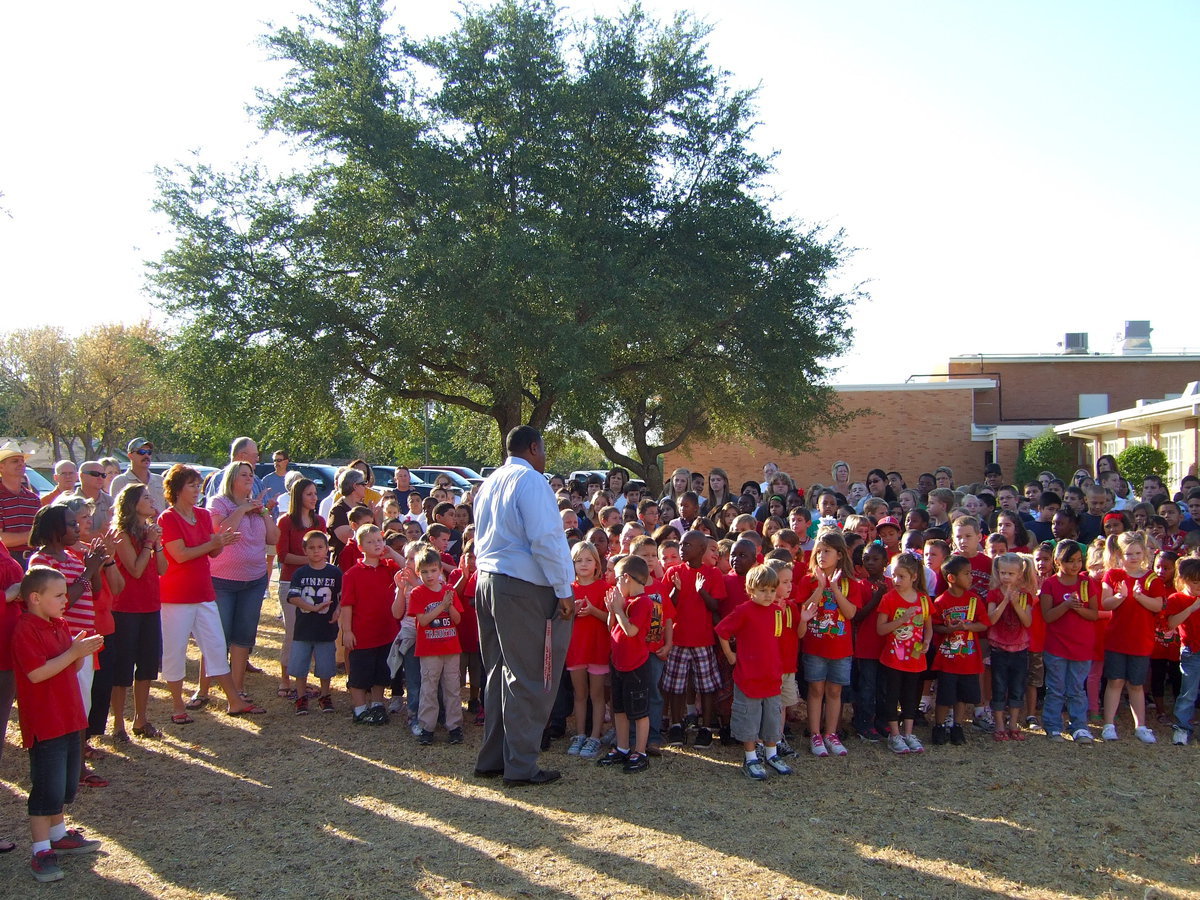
473, 426, 575, 786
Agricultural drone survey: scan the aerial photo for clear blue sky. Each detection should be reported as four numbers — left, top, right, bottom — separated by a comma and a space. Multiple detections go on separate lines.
2, 1, 1196, 384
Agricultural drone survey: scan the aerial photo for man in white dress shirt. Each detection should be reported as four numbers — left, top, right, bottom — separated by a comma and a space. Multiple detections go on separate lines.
472, 426, 575, 786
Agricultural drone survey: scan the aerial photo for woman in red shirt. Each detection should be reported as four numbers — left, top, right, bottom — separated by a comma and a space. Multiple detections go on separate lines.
275, 478, 326, 700
157, 465, 263, 723
109, 484, 168, 741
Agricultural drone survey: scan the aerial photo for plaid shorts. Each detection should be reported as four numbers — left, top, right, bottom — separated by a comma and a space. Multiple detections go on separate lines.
660, 645, 722, 695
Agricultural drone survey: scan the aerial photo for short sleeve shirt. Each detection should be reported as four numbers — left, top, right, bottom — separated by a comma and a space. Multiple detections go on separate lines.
408, 584, 463, 657
667, 563, 726, 648
288, 564, 342, 643
932, 591, 989, 674
12, 613, 86, 747
342, 559, 400, 650
878, 590, 931, 672
158, 507, 216, 604
1102, 569, 1165, 657
715, 600, 784, 698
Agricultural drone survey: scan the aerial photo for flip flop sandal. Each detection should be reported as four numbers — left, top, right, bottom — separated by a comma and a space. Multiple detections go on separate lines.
228, 704, 267, 717
83, 746, 107, 760
171, 713, 195, 725
184, 696, 210, 711
276, 687, 297, 699
0, 840, 16, 853
133, 723, 162, 739
79, 774, 109, 788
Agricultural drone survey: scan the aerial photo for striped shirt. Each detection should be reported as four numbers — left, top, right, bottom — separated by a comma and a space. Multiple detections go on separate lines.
28, 549, 94, 632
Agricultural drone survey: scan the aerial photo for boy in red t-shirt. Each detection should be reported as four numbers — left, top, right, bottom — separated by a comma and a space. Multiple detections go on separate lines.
450, 541, 483, 725
931, 556, 990, 746
631, 537, 674, 754
13, 568, 104, 883
405, 546, 464, 745
336, 506, 377, 573
1166, 558, 1200, 744
596, 555, 655, 772
342, 525, 403, 725
663, 530, 727, 748
716, 564, 791, 780
952, 516, 998, 730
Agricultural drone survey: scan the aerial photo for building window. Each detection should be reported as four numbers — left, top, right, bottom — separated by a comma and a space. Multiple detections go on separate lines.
1101, 439, 1122, 459
1164, 433, 1184, 487
1079, 394, 1109, 418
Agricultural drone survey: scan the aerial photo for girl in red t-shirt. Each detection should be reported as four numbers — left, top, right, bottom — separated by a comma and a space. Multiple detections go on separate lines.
1099, 532, 1166, 743
566, 541, 610, 760
986, 553, 1036, 741
795, 530, 862, 758
1039, 541, 1100, 741
1150, 552, 1181, 723
877, 554, 932, 754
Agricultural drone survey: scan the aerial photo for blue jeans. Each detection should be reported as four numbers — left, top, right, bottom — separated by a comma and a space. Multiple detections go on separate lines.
28, 731, 82, 816
1043, 652, 1090, 736
852, 658, 887, 733
1174, 648, 1200, 735
646, 653, 665, 744
213, 574, 269, 650
403, 648, 422, 718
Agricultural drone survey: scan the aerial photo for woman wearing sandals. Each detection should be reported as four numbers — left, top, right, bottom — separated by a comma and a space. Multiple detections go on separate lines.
191, 461, 279, 704
108, 484, 168, 742
157, 465, 264, 723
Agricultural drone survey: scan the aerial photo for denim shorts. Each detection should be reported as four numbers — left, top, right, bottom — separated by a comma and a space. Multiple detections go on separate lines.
1104, 650, 1150, 684
28, 731, 82, 817
289, 640, 337, 680
213, 574, 269, 649
802, 653, 852, 686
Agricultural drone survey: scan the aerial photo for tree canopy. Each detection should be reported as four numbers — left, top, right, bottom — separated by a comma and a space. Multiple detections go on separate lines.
151, 0, 856, 490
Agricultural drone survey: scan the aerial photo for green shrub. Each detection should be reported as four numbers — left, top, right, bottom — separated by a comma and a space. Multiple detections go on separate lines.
1115, 444, 1169, 489
1015, 430, 1075, 486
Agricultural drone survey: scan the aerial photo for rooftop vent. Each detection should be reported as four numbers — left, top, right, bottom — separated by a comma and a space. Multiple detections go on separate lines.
1062, 332, 1088, 355
1120, 320, 1152, 355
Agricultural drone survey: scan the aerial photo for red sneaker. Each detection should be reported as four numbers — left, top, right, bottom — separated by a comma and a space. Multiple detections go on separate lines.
51, 829, 101, 855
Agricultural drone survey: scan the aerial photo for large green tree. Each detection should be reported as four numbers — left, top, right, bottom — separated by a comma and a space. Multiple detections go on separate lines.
151, 0, 854, 484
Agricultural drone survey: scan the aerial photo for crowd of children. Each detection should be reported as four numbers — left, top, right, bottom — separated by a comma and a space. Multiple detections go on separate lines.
5, 456, 1200, 882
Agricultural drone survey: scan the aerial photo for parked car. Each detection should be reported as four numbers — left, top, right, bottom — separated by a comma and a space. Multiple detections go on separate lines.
480, 466, 499, 478
427, 465, 486, 483
26, 468, 54, 494
149, 461, 221, 481
568, 469, 609, 485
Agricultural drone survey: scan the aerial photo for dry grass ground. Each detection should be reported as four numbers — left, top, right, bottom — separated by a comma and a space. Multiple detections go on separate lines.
1, 603, 1197, 900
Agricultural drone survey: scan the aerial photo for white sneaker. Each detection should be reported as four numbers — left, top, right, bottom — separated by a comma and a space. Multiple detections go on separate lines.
579, 737, 603, 759
1172, 727, 1189, 746
567, 734, 587, 756
1071, 729, 1094, 744
1100, 724, 1118, 741
823, 733, 849, 757
410, 722, 422, 737
1134, 726, 1157, 744
387, 697, 405, 715
903, 733, 925, 753
887, 734, 909, 754
810, 734, 829, 757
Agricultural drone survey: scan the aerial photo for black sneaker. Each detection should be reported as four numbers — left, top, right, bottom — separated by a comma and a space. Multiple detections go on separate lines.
447, 727, 464, 745
667, 723, 684, 746
950, 725, 966, 746
418, 730, 435, 745
353, 708, 373, 724
719, 724, 737, 747
776, 738, 796, 758
295, 696, 310, 716
931, 724, 948, 746
597, 748, 629, 766
623, 751, 649, 773
368, 706, 387, 725
694, 726, 713, 748
683, 712, 699, 730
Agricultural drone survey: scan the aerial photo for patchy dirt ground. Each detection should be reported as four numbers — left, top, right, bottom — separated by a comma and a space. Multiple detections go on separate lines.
1, 605, 1196, 899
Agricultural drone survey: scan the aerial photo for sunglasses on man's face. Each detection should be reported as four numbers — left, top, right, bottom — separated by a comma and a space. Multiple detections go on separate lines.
133, 448, 153, 456
82, 470, 105, 478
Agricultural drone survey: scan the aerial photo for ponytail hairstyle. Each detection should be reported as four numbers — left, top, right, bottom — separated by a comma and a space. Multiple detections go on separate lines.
1104, 531, 1150, 572
1053, 539, 1084, 572
990, 552, 1038, 596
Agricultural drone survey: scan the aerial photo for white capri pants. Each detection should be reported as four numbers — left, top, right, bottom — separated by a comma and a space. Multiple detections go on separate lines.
76, 659, 95, 718
161, 601, 232, 682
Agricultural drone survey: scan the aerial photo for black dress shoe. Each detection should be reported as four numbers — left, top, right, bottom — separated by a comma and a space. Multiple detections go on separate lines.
473, 767, 504, 778
503, 769, 561, 787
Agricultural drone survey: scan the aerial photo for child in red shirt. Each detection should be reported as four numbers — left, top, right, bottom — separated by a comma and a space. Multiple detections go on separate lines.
663, 530, 727, 748
404, 546, 463, 745
1039, 540, 1100, 742
336, 506, 376, 573
342, 525, 403, 724
851, 543, 890, 742
596, 555, 655, 772
1149, 552, 1180, 724
1165, 557, 1200, 744
795, 530, 864, 758
1099, 532, 1166, 743
931, 555, 990, 746
565, 541, 610, 759
716, 564, 791, 780
631, 537, 674, 753
450, 541, 483, 725
764, 556, 803, 757
13, 568, 104, 883
985, 553, 1037, 742
877, 554, 932, 754
952, 516, 997, 730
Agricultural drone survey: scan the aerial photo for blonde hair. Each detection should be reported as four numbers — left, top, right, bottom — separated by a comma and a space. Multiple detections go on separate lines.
354, 523, 381, 544
891, 553, 924, 590
571, 540, 604, 578
745, 563, 780, 592
1102, 530, 1149, 572
990, 552, 1037, 595
807, 529, 854, 576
